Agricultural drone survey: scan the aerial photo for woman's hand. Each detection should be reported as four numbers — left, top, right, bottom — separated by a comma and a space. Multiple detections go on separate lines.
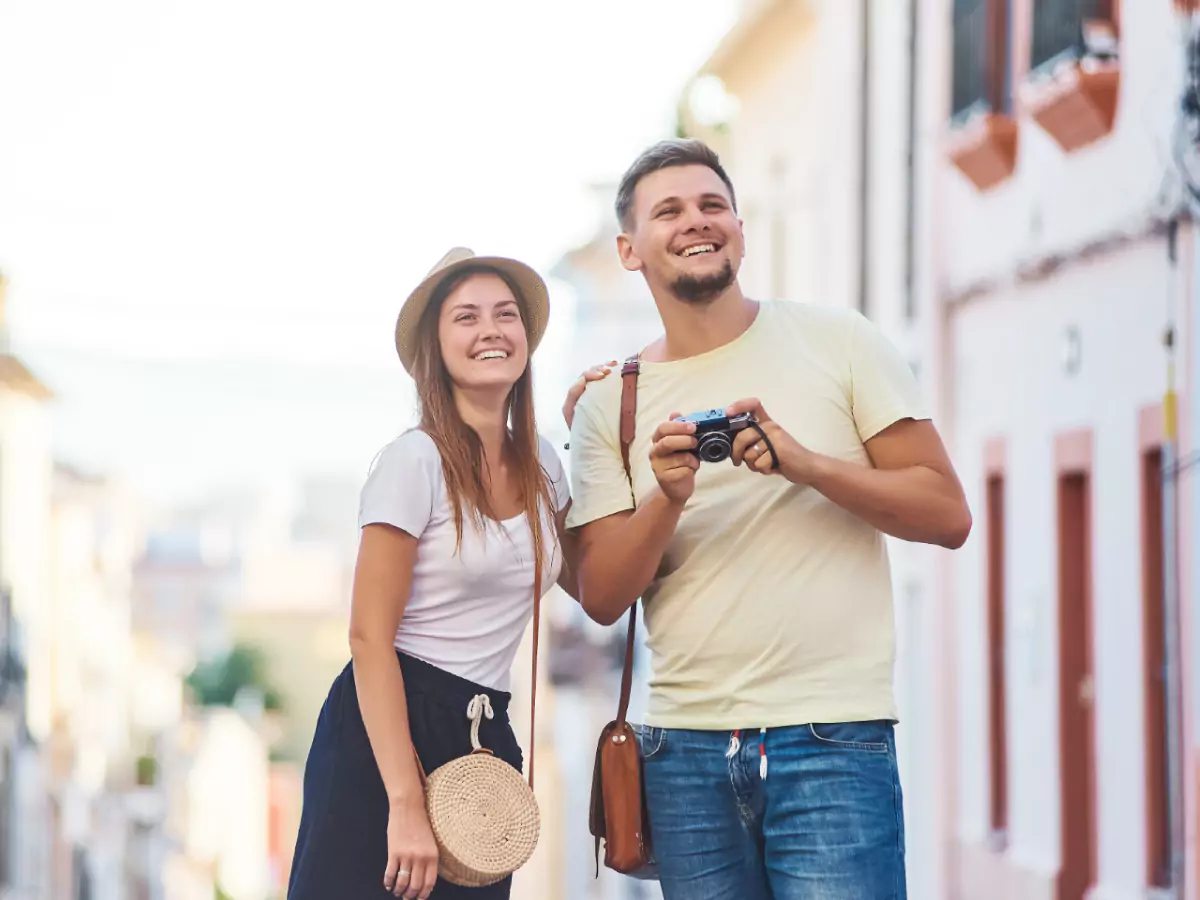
562, 361, 617, 430
383, 795, 439, 899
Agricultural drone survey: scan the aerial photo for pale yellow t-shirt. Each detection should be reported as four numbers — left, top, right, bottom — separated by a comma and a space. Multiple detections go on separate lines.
566, 299, 928, 730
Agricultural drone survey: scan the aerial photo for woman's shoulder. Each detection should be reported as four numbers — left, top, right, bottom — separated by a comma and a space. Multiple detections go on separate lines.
367, 429, 441, 479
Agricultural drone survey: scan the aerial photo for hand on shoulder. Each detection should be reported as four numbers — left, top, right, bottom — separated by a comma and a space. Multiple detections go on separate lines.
562, 360, 618, 430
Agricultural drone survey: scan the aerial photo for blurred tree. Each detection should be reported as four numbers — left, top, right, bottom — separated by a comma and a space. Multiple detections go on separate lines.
186, 643, 284, 711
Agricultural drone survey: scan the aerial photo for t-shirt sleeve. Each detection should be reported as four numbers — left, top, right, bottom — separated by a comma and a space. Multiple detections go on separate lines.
564, 390, 635, 530
849, 311, 930, 442
538, 435, 571, 513
358, 431, 438, 538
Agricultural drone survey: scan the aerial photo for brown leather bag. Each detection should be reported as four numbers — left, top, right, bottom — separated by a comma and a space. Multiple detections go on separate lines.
588, 356, 657, 878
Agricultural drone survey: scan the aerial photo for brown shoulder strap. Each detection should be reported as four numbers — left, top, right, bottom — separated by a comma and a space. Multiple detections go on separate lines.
616, 354, 640, 725
619, 355, 640, 480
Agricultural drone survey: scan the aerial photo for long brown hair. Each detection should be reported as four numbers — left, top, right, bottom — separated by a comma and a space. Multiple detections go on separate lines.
410, 265, 557, 577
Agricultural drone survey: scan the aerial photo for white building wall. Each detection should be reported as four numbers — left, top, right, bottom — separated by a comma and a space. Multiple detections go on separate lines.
950, 241, 1176, 898
913, 0, 1200, 894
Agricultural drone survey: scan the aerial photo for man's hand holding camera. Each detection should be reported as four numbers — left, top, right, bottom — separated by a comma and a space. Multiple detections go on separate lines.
726, 398, 815, 483
649, 413, 702, 505
649, 398, 818, 506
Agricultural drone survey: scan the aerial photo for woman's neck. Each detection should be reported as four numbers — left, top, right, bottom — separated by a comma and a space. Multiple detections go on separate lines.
453, 387, 509, 461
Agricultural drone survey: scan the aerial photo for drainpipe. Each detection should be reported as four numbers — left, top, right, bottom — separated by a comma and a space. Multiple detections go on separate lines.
1164, 217, 1186, 898
903, 0, 920, 323
857, 0, 872, 317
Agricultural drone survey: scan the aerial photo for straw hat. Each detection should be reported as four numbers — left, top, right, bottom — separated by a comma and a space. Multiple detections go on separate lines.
395, 247, 550, 374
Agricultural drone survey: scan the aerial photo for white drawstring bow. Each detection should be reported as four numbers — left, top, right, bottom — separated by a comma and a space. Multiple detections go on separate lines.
466, 693, 494, 751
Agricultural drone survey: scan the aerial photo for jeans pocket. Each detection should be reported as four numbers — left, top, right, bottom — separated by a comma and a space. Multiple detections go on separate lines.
634, 725, 668, 760
808, 720, 891, 752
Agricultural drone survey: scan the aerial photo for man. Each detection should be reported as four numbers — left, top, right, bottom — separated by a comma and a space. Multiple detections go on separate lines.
566, 139, 971, 900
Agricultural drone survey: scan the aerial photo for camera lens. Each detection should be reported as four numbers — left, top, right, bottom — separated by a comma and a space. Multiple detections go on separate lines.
696, 432, 732, 463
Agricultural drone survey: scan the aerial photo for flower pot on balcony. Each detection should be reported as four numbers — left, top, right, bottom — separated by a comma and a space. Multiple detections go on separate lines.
946, 111, 1020, 192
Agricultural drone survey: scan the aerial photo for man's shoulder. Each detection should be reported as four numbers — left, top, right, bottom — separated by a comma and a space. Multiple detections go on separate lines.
768, 298, 862, 330
574, 364, 625, 431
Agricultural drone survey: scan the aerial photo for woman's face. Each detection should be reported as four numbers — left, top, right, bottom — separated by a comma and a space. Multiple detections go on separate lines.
436, 272, 530, 393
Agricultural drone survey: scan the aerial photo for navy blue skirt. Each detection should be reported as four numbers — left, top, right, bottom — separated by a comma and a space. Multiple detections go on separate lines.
287, 652, 524, 899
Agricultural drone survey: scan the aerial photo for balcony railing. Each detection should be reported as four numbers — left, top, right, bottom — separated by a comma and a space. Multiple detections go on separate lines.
952, 0, 1009, 121
1031, 0, 1114, 74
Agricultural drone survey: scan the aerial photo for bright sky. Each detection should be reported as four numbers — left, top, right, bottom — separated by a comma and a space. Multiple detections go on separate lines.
0, 0, 737, 502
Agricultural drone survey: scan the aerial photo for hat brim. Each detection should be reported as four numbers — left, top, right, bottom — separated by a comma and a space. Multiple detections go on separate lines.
394, 255, 550, 375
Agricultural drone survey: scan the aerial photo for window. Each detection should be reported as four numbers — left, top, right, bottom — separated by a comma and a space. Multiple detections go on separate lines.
951, 0, 1012, 121
1031, 0, 1117, 75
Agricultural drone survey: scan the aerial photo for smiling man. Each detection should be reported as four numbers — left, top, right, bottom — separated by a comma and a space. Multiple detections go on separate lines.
566, 139, 972, 900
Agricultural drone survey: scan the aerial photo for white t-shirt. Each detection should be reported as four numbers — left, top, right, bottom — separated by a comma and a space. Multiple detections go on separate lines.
358, 429, 570, 691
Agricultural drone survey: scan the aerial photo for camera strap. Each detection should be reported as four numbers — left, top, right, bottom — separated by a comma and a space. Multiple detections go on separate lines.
746, 422, 781, 470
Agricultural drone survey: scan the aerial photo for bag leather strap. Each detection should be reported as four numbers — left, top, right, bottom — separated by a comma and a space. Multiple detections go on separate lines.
529, 555, 541, 788
616, 354, 641, 727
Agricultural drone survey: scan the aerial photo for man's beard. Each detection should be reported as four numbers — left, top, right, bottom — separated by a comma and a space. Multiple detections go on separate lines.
669, 259, 735, 305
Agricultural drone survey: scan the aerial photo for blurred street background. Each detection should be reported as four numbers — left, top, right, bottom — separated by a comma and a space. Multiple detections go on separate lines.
0, 1, 1199, 898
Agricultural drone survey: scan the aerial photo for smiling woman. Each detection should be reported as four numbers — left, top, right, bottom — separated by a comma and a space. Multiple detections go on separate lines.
432, 271, 530, 396
287, 247, 581, 900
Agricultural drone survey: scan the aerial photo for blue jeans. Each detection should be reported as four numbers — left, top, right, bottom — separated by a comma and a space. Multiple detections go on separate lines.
638, 721, 906, 900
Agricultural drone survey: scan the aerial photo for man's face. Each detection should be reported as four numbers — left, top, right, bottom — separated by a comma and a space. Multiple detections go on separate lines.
618, 164, 744, 304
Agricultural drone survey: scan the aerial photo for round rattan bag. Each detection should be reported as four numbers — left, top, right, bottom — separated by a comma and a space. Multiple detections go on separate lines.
423, 694, 540, 887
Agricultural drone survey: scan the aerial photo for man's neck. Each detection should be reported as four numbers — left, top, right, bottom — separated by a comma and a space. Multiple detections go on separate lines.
453, 388, 510, 461
644, 282, 759, 363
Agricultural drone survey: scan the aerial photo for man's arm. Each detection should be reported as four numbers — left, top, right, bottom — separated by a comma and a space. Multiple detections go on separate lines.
566, 400, 700, 626
730, 311, 970, 549
730, 403, 971, 549
803, 418, 970, 548
573, 488, 685, 626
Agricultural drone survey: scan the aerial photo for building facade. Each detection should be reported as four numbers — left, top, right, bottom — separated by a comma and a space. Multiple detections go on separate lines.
928, 1, 1198, 898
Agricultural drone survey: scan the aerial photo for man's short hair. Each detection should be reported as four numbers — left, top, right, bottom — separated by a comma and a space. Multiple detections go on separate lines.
615, 139, 737, 232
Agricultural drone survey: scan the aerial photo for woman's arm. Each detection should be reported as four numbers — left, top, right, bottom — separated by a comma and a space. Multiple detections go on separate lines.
348, 522, 438, 898
348, 523, 422, 802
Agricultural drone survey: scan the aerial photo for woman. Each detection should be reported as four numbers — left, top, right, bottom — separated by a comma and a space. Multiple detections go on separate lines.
287, 247, 610, 900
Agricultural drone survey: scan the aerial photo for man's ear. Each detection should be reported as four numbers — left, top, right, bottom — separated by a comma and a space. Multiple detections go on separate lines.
616, 232, 644, 273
